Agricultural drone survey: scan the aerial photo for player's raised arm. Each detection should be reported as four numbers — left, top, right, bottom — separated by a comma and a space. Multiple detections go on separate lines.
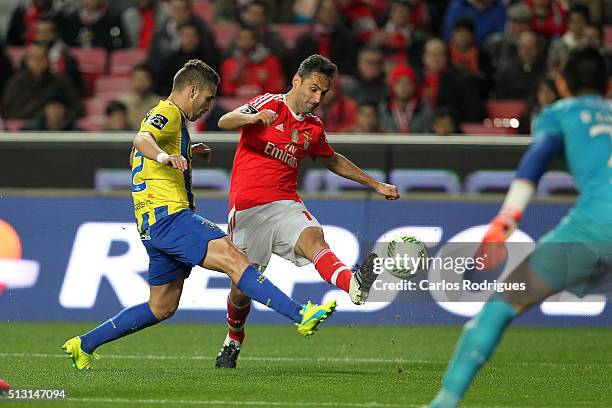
319, 152, 399, 200
133, 131, 188, 170
217, 105, 278, 130
477, 126, 563, 269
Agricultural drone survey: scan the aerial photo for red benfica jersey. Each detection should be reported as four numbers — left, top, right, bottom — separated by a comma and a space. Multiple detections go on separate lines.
229, 93, 335, 211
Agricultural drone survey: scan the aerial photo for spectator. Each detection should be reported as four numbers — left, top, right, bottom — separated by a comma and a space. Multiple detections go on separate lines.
121, 0, 169, 49
119, 64, 162, 130
2, 42, 82, 119
220, 25, 285, 97
442, 0, 506, 46
369, 0, 429, 68
380, 64, 431, 133
431, 106, 458, 135
147, 0, 219, 71
0, 42, 14, 97
215, 0, 295, 23
449, 17, 492, 98
485, 3, 533, 73
525, 0, 568, 39
338, 0, 378, 43
314, 78, 358, 133
6, 0, 63, 46
341, 46, 388, 105
347, 101, 388, 133
21, 94, 81, 131
293, 0, 358, 75
34, 17, 84, 95
420, 38, 484, 123
62, 0, 128, 50
518, 77, 559, 134
494, 31, 545, 99
103, 100, 131, 131
548, 4, 590, 73
155, 22, 219, 96
231, 0, 291, 78
194, 100, 229, 132
410, 0, 432, 32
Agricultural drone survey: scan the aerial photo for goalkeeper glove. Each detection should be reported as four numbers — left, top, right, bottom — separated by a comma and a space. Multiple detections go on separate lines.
476, 207, 522, 270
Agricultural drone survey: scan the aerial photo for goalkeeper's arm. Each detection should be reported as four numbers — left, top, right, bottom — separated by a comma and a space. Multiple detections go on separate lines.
478, 133, 563, 268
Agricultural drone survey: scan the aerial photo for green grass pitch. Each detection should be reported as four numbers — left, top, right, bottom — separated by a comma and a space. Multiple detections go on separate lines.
0, 322, 611, 407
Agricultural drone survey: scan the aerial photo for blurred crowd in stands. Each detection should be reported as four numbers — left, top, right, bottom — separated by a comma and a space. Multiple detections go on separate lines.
0, 0, 609, 134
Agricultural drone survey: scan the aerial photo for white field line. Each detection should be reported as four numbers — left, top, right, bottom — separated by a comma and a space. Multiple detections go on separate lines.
0, 352, 611, 367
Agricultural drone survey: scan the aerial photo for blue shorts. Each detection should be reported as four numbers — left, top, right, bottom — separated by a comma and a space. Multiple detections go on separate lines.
141, 209, 226, 286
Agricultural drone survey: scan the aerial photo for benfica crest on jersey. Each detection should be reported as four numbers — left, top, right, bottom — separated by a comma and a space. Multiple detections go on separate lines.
303, 131, 312, 149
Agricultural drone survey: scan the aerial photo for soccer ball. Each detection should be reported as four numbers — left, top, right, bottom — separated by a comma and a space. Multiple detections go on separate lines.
384, 235, 428, 280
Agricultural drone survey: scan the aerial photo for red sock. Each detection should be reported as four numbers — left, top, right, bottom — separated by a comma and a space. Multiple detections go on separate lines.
226, 295, 251, 343
312, 248, 352, 292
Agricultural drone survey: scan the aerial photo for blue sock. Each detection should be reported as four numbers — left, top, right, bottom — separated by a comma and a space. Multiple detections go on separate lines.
80, 302, 159, 354
432, 299, 517, 407
237, 265, 302, 323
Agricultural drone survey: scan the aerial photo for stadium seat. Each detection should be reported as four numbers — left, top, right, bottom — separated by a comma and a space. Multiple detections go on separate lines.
487, 100, 526, 120
70, 47, 108, 96
389, 169, 461, 193
5, 119, 25, 131
303, 169, 324, 192
192, 0, 214, 24
85, 95, 119, 116
465, 170, 515, 194
461, 123, 511, 135
77, 116, 104, 131
95, 76, 132, 96
324, 169, 385, 193
274, 24, 309, 48
537, 171, 576, 196
95, 168, 231, 193
217, 96, 251, 110
109, 49, 147, 76
605, 25, 612, 46
5, 46, 26, 67
211, 24, 239, 51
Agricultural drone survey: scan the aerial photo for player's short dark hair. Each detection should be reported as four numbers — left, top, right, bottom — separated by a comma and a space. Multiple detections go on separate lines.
562, 45, 608, 95
297, 54, 338, 80
172, 59, 220, 91
568, 4, 590, 22
106, 100, 127, 116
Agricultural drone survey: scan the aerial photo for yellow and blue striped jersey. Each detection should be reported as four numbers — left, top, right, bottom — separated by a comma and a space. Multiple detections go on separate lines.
131, 99, 194, 232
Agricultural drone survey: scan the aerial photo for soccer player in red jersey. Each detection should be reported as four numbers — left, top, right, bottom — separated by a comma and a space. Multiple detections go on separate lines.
215, 54, 400, 367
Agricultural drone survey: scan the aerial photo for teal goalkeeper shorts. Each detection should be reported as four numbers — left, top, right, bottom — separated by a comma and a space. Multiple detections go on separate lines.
529, 209, 612, 297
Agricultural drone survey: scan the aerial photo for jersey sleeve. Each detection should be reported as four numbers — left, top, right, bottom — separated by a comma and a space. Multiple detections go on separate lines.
310, 128, 335, 160
139, 104, 181, 143
532, 105, 563, 142
238, 93, 279, 114
516, 105, 564, 183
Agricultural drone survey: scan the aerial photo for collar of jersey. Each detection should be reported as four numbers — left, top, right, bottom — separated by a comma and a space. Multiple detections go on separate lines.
282, 94, 305, 122
165, 99, 188, 124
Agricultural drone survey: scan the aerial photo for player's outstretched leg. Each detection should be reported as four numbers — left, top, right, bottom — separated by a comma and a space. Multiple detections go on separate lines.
429, 297, 517, 408
204, 237, 336, 336
297, 227, 378, 305
215, 286, 251, 368
62, 274, 185, 370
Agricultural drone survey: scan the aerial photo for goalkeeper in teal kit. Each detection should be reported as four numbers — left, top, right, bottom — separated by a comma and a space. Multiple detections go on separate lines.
431, 46, 612, 407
